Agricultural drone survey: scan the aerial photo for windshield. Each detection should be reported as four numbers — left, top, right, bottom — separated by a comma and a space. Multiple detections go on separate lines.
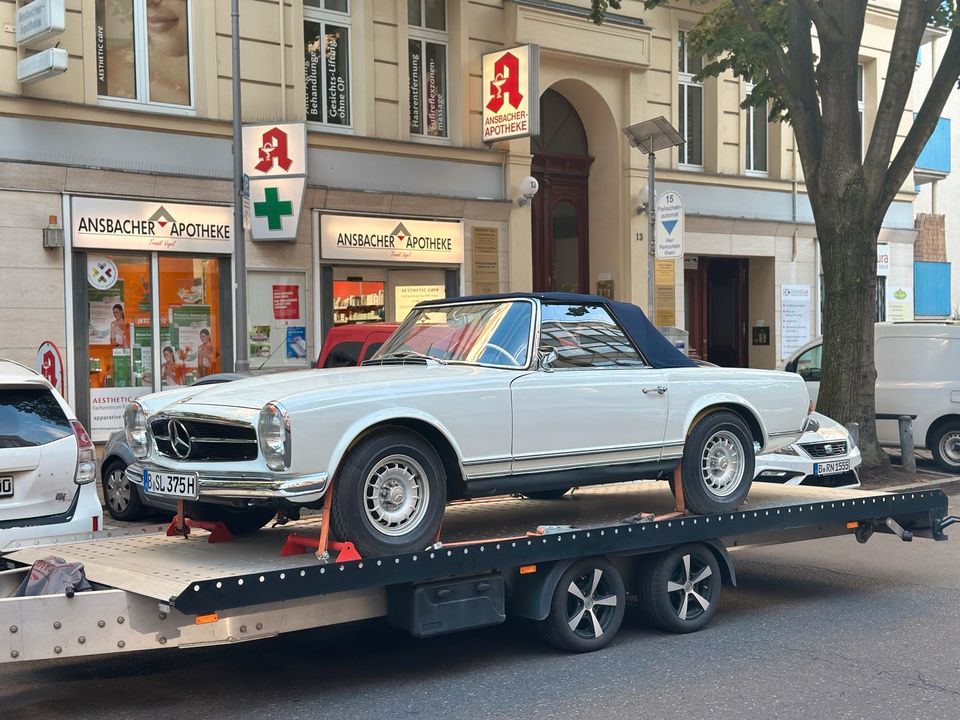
373, 301, 534, 367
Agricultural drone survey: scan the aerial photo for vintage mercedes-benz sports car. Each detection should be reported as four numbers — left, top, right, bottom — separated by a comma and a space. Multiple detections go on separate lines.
124, 293, 811, 556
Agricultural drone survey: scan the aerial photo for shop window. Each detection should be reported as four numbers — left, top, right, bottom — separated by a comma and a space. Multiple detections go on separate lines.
408, 0, 448, 139
158, 257, 222, 389
247, 271, 309, 368
86, 254, 154, 441
95, 0, 193, 109
304, 0, 352, 129
334, 281, 385, 325
745, 83, 768, 174
678, 30, 703, 167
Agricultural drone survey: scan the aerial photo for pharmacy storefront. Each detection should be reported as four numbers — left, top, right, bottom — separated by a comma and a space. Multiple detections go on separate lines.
68, 197, 234, 441
316, 213, 464, 340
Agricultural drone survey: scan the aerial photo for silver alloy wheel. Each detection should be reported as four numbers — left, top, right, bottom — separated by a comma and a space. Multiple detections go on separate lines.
105, 466, 131, 514
362, 454, 431, 537
666, 553, 714, 621
939, 430, 960, 467
700, 429, 745, 497
566, 568, 619, 639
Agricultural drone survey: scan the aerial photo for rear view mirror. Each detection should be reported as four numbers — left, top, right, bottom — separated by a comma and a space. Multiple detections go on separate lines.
538, 346, 558, 371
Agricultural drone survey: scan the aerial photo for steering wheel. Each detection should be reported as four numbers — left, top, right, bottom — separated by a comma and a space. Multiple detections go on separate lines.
482, 343, 522, 366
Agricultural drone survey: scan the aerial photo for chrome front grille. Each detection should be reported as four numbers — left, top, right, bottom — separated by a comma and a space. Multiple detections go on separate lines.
800, 441, 848, 459
151, 417, 258, 462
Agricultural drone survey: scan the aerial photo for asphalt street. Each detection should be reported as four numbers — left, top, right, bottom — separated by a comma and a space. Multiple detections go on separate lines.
3, 495, 959, 720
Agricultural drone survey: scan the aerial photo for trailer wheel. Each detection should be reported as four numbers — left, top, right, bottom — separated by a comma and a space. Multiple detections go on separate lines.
331, 430, 447, 557
539, 558, 625, 652
681, 411, 755, 514
639, 544, 721, 633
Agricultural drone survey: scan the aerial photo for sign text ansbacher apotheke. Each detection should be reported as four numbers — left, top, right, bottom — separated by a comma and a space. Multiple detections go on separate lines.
482, 45, 540, 143
320, 215, 464, 264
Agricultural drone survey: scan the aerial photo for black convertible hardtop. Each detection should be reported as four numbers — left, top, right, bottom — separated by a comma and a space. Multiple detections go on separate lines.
416, 291, 696, 370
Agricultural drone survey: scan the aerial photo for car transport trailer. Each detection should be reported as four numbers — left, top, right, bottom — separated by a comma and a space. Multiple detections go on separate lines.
1, 482, 956, 662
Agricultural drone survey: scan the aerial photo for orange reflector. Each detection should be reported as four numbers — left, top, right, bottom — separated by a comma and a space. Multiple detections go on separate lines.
92, 516, 99, 532
195, 613, 219, 625
846, 521, 859, 529
519, 565, 537, 575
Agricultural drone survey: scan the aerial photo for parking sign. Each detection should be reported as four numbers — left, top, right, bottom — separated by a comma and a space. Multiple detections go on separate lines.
655, 192, 684, 259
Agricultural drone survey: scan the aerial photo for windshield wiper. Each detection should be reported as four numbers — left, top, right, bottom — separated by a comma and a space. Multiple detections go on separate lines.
374, 350, 448, 365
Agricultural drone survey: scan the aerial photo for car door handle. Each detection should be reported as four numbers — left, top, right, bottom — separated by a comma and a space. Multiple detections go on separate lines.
642, 386, 668, 395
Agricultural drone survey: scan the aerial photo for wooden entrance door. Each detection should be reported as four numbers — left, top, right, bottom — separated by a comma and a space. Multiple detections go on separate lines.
685, 257, 749, 367
531, 154, 591, 292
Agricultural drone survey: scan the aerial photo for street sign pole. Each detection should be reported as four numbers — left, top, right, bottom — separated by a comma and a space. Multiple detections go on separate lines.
647, 144, 656, 318
231, 0, 249, 371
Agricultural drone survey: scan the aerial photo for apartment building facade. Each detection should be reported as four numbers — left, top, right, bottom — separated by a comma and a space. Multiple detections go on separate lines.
0, 0, 927, 440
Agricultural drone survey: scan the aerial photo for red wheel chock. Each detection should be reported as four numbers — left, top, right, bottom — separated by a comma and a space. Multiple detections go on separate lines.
280, 533, 361, 561
166, 517, 235, 543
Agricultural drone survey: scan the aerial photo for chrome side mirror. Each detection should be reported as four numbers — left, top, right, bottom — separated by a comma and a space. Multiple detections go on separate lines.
538, 346, 558, 371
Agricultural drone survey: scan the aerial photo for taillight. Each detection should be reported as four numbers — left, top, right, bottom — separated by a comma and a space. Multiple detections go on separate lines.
72, 420, 97, 485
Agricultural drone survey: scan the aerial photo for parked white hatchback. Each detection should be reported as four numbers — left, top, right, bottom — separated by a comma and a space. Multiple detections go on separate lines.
781, 322, 960, 473
754, 412, 861, 489
0, 359, 101, 551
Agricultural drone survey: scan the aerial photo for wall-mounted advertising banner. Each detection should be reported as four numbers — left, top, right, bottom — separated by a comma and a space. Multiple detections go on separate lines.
321, 214, 464, 264
876, 243, 891, 276
482, 44, 540, 143
72, 197, 232, 254
242, 123, 308, 241
242, 123, 308, 177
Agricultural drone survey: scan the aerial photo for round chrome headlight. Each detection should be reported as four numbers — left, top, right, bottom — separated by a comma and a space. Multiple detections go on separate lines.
258, 402, 291, 471
124, 401, 150, 459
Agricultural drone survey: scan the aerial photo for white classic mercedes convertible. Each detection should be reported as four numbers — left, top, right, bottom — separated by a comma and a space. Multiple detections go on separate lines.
125, 293, 811, 555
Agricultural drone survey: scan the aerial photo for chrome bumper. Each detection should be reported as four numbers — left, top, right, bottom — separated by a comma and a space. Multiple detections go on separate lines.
126, 463, 329, 502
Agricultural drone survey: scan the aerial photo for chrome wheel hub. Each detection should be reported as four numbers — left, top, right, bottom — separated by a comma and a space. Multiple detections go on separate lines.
701, 430, 745, 497
363, 454, 430, 537
666, 554, 714, 622
566, 568, 618, 639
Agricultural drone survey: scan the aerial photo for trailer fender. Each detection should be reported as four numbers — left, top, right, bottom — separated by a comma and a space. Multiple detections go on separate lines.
700, 539, 737, 587
506, 559, 578, 621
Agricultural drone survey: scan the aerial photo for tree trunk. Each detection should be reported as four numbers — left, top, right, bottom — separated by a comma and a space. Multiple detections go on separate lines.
814, 188, 887, 467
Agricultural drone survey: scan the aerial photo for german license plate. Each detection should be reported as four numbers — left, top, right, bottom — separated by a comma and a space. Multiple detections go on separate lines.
143, 469, 198, 499
814, 460, 850, 476
0, 476, 12, 498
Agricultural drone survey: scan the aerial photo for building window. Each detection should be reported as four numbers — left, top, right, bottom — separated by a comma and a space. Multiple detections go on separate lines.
678, 30, 703, 167
745, 83, 768, 174
875, 275, 886, 322
304, 1, 352, 128
857, 64, 865, 158
95, 0, 193, 108
408, 0, 448, 139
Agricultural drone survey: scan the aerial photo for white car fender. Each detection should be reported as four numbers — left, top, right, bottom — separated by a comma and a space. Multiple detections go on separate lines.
677, 393, 768, 451
323, 406, 468, 485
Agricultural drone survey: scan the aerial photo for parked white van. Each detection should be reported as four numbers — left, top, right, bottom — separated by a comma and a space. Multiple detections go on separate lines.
781, 322, 960, 473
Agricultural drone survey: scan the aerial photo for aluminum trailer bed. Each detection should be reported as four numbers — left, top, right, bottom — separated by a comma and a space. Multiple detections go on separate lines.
0, 482, 954, 662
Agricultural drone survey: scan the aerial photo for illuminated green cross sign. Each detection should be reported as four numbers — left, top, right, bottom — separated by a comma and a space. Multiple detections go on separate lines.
253, 186, 294, 230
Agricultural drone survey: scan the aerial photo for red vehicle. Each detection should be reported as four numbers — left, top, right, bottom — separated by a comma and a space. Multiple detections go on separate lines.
315, 323, 399, 368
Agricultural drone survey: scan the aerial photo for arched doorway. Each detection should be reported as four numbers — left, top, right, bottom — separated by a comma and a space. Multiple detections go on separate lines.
530, 89, 594, 293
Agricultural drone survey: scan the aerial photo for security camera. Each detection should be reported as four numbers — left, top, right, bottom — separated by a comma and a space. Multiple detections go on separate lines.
517, 176, 540, 207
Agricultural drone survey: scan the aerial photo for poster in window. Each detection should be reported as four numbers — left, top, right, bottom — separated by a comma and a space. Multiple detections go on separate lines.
304, 21, 323, 122
89, 283, 126, 347
424, 42, 446, 137
325, 24, 350, 125
408, 40, 423, 135
146, 0, 191, 105
95, 0, 190, 106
